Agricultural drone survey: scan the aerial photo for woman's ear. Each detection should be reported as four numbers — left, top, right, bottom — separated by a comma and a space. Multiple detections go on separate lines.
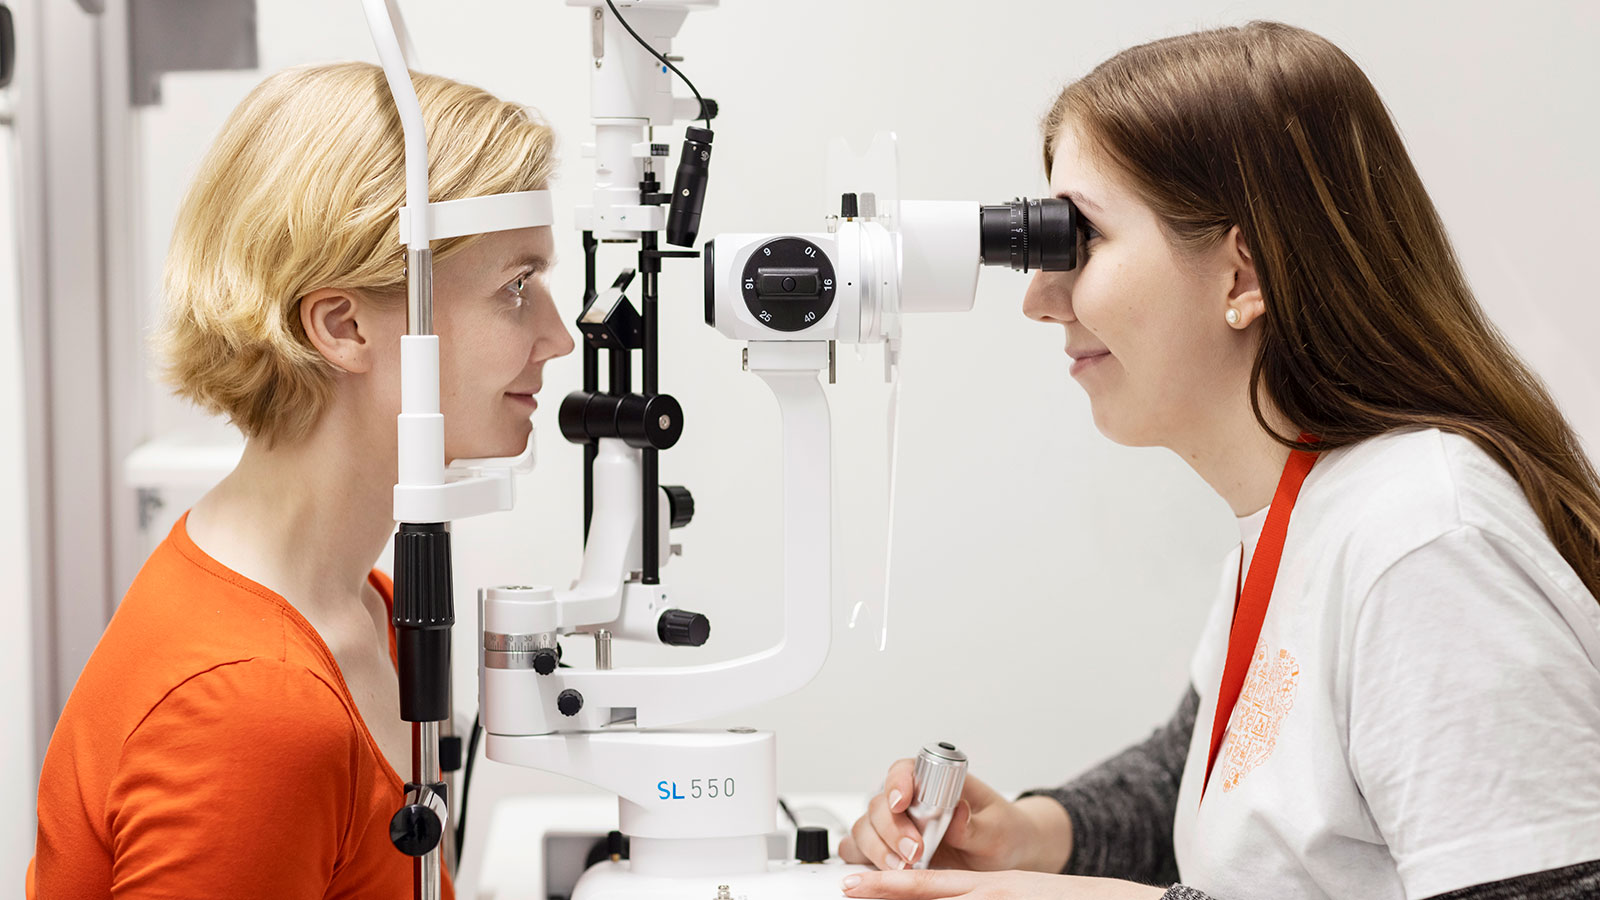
1223, 226, 1265, 329
300, 287, 377, 374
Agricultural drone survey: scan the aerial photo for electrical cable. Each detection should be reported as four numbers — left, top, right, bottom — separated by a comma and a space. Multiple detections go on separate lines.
603, 0, 711, 128
458, 659, 571, 856
456, 712, 483, 855
777, 796, 800, 828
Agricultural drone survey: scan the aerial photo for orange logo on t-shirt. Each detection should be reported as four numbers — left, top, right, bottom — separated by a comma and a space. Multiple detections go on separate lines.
1221, 639, 1299, 792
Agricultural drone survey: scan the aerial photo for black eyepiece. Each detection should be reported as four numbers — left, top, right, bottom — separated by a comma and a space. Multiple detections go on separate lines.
979, 197, 1079, 272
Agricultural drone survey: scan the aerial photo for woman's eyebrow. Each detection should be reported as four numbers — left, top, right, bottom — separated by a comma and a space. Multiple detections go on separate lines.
1056, 190, 1104, 215
502, 252, 554, 273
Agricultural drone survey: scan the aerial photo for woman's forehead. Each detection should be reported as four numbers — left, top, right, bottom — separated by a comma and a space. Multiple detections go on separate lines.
1047, 126, 1127, 216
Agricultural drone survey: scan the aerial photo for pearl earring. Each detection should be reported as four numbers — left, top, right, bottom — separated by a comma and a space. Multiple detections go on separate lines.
1225, 308, 1242, 326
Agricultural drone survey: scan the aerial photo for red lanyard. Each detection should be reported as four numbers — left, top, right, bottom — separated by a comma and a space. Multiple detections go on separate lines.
1200, 438, 1319, 802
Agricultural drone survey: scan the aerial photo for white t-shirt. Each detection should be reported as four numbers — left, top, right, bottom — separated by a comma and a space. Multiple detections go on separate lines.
1171, 427, 1600, 899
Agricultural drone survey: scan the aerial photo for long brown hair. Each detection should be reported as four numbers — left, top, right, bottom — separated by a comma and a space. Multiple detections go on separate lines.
1044, 21, 1600, 601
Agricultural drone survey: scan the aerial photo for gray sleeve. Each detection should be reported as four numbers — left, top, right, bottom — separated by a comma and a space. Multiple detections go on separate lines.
1154, 859, 1600, 900
1017, 685, 1199, 886
1420, 859, 1600, 899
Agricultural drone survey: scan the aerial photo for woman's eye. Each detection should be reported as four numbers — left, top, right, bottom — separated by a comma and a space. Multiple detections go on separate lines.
1078, 223, 1102, 257
506, 273, 531, 306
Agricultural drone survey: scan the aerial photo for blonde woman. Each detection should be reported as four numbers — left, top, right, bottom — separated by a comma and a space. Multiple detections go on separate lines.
29, 62, 572, 897
841, 22, 1600, 900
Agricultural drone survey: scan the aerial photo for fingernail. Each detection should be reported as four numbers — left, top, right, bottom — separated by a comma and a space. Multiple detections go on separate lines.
842, 875, 862, 890
884, 851, 904, 871
888, 789, 903, 809
898, 837, 918, 860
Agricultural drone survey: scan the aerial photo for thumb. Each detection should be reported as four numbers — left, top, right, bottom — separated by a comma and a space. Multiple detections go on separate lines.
941, 799, 973, 848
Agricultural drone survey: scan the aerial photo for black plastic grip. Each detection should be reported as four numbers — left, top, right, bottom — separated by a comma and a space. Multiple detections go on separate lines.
394, 522, 454, 723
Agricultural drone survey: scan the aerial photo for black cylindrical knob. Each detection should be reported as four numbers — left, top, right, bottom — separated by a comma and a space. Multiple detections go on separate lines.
559, 390, 684, 450
616, 393, 684, 450
663, 485, 695, 529
559, 390, 596, 445
657, 609, 711, 647
557, 689, 584, 717
795, 826, 829, 863
394, 523, 454, 723
394, 523, 453, 626
390, 803, 443, 857
841, 192, 859, 218
533, 647, 560, 676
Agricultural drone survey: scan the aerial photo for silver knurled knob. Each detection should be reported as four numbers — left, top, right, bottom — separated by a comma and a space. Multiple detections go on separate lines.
911, 741, 968, 812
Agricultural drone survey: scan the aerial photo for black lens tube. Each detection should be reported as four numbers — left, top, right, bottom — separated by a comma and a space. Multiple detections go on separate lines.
666, 127, 713, 247
979, 197, 1080, 272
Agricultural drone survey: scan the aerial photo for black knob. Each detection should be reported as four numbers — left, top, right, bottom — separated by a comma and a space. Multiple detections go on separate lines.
663, 485, 695, 529
389, 803, 443, 857
619, 393, 684, 450
796, 826, 829, 863
841, 192, 859, 218
533, 647, 560, 676
557, 689, 584, 717
561, 391, 685, 450
657, 609, 711, 647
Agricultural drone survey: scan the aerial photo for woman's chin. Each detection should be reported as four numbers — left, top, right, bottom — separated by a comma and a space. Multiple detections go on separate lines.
1088, 402, 1160, 449
446, 426, 533, 463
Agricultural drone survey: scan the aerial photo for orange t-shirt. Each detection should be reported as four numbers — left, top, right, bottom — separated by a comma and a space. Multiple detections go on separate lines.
28, 513, 455, 899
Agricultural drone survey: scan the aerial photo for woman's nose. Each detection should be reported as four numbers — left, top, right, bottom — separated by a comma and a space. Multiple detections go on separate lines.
531, 289, 577, 362
1022, 269, 1075, 324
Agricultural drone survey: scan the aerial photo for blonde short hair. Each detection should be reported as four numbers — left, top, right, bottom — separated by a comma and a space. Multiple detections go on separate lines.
156, 62, 557, 444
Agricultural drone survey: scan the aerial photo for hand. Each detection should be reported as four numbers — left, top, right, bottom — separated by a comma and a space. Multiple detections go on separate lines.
839, 759, 1072, 872
840, 869, 1169, 900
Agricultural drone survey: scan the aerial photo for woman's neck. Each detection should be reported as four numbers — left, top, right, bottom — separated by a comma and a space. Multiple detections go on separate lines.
1173, 395, 1295, 517
188, 410, 396, 611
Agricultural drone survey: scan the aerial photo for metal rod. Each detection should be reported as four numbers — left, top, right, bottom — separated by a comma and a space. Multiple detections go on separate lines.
413, 720, 442, 900
609, 348, 632, 395
407, 247, 434, 335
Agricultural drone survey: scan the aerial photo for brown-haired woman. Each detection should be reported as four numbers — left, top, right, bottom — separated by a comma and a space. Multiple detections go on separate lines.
840, 22, 1600, 900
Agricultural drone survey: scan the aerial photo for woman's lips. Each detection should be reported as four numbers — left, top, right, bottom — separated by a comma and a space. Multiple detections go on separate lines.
1069, 351, 1111, 377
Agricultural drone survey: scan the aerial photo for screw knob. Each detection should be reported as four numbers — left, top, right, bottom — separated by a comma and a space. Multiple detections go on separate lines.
658, 609, 711, 647
389, 802, 443, 857
532, 647, 560, 675
557, 689, 584, 717
663, 485, 695, 529
795, 825, 829, 863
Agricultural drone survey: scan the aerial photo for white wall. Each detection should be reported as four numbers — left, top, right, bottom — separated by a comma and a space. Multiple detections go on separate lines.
125, 0, 1599, 891
1, 92, 36, 888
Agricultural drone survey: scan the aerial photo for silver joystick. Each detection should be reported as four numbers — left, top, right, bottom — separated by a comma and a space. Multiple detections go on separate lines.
907, 741, 968, 870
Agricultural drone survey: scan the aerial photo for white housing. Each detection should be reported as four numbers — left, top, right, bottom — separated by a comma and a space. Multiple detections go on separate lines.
708, 200, 982, 344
